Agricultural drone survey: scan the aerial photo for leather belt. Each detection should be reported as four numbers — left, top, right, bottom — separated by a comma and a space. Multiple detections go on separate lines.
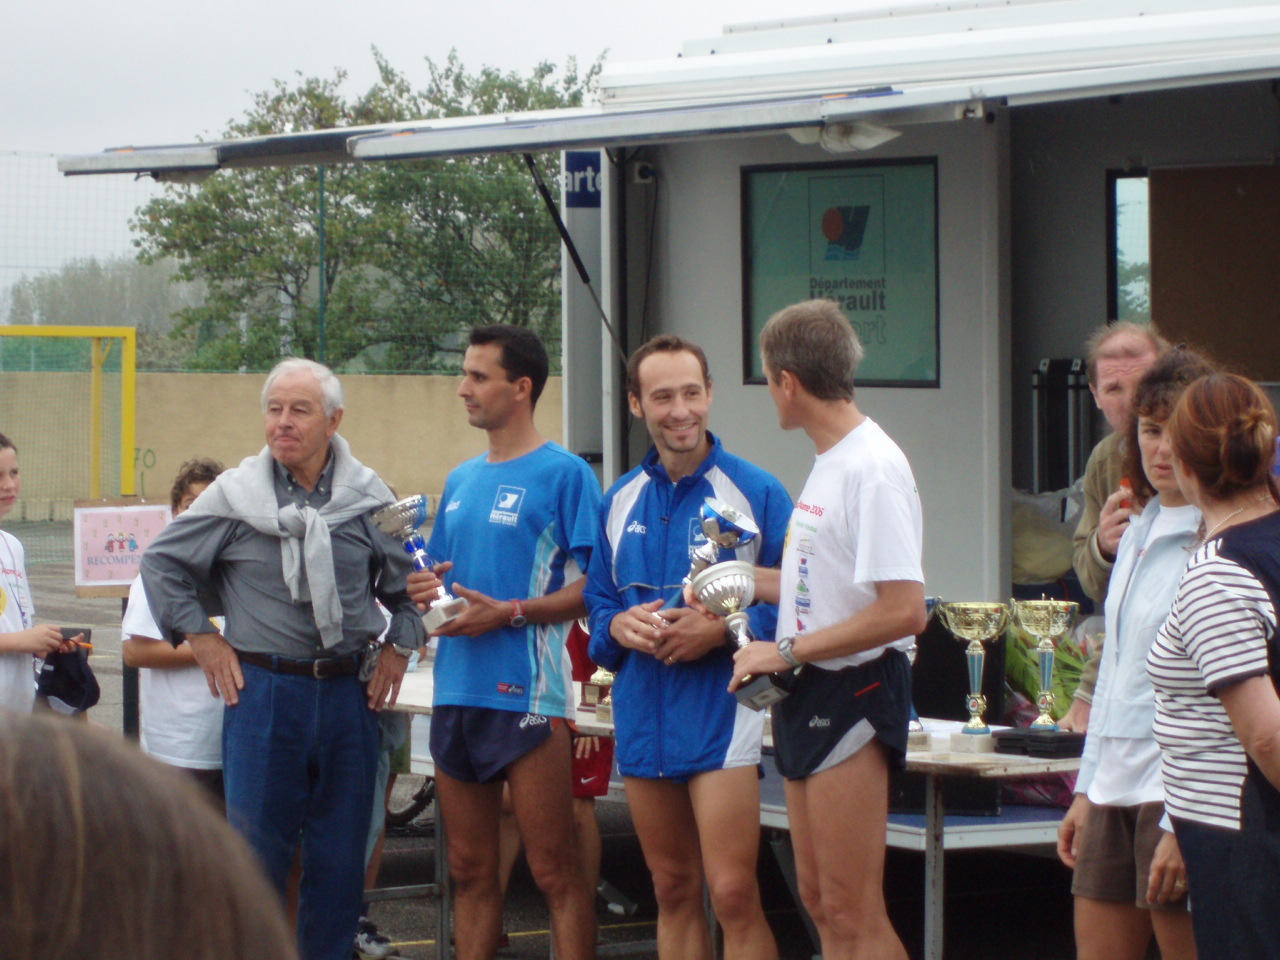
237, 650, 362, 679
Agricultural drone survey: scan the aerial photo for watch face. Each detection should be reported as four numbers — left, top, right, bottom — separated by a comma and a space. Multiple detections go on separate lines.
510, 615, 528, 628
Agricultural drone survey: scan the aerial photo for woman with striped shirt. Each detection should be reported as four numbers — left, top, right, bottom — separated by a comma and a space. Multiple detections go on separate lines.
1148, 373, 1280, 960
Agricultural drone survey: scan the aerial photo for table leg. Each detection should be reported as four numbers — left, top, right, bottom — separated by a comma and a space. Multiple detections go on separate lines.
923, 774, 944, 960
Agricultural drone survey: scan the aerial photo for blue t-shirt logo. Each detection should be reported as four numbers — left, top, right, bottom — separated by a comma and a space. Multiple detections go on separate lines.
489, 486, 526, 527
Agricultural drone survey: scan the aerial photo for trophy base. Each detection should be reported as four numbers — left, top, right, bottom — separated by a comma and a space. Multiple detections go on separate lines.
950, 731, 995, 754
423, 597, 470, 633
735, 674, 790, 712
993, 728, 1086, 758
595, 702, 614, 725
907, 729, 932, 753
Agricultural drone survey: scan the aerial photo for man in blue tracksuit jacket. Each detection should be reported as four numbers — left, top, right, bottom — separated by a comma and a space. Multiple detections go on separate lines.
585, 335, 791, 960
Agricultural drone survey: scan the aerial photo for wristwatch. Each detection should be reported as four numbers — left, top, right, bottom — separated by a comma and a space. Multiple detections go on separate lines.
776, 635, 802, 668
509, 599, 528, 628
387, 642, 415, 660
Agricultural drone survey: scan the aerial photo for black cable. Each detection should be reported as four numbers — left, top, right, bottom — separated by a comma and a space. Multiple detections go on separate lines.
521, 152, 627, 368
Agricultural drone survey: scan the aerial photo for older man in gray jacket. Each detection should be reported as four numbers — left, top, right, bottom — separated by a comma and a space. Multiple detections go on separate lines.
141, 358, 424, 960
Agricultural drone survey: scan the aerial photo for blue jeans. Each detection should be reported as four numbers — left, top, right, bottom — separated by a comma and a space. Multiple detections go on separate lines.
224, 663, 379, 960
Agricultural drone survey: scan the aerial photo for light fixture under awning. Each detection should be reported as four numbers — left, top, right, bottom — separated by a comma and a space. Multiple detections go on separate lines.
347, 90, 907, 162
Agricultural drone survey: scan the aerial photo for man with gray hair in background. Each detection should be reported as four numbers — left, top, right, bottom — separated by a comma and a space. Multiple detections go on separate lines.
1061, 321, 1166, 731
140, 357, 425, 960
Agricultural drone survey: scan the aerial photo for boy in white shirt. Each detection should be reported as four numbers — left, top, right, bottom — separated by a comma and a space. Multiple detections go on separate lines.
122, 458, 225, 801
0, 432, 66, 711
732, 299, 926, 960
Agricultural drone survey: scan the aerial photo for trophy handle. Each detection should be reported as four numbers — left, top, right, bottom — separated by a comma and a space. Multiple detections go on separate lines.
403, 532, 434, 572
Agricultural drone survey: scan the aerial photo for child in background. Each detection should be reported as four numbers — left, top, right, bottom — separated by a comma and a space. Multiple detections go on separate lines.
0, 432, 68, 712
121, 458, 225, 802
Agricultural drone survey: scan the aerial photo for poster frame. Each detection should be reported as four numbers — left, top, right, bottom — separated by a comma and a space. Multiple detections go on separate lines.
740, 156, 940, 388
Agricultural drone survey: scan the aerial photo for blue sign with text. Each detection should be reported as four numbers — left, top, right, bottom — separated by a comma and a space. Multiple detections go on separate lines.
565, 151, 602, 209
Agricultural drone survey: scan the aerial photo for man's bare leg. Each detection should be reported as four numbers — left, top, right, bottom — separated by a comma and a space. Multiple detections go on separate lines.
508, 722, 596, 960
434, 770, 505, 960
497, 782, 522, 895
625, 776, 713, 960
688, 766, 779, 960
784, 742, 908, 960
574, 797, 602, 890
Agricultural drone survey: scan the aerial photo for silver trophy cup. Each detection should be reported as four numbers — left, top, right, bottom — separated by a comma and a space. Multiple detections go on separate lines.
372, 495, 469, 633
690, 560, 791, 711
684, 498, 761, 585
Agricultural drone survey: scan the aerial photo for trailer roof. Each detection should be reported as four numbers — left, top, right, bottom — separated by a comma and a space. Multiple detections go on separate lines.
59, 0, 1280, 176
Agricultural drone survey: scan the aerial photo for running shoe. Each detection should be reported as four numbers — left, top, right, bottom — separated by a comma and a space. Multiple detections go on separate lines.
353, 916, 394, 959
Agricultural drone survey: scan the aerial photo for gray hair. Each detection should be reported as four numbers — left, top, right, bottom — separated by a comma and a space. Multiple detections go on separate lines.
261, 358, 344, 417
1084, 321, 1168, 385
760, 299, 864, 402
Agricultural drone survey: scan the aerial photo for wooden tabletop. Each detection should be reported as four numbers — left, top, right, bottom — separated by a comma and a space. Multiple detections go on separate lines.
393, 669, 1079, 779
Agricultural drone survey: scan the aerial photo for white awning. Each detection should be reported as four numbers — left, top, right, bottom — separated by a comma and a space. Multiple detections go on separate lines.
57, 0, 1280, 177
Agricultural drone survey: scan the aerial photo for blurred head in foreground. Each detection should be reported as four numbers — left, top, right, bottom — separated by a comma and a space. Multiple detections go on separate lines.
0, 713, 297, 960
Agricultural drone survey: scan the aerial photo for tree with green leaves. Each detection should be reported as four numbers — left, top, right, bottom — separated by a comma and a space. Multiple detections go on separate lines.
132, 51, 602, 373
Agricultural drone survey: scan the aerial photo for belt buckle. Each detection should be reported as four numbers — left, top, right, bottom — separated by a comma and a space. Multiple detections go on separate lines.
312, 659, 327, 679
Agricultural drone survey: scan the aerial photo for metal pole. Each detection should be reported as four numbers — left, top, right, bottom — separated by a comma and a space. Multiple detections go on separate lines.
119, 329, 137, 496
122, 596, 139, 739
317, 166, 327, 364
89, 338, 103, 499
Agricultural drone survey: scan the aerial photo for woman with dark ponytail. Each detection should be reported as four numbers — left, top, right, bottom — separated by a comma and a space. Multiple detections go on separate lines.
1147, 373, 1280, 960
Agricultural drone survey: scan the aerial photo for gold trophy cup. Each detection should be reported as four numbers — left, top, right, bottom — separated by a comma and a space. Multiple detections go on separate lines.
585, 665, 617, 723
1011, 599, 1079, 730
938, 601, 1009, 752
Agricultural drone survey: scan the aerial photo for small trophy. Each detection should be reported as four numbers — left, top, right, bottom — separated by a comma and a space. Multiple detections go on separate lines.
690, 560, 791, 711
1011, 599, 1079, 730
372, 495, 469, 633
585, 666, 616, 723
684, 498, 760, 585
938, 601, 1009, 752
906, 596, 942, 751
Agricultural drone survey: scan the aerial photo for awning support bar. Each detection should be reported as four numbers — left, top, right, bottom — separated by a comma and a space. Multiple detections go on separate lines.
522, 152, 628, 368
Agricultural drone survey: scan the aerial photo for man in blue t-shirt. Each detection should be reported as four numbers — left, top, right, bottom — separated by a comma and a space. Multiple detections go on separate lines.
585, 335, 791, 960
408, 325, 600, 960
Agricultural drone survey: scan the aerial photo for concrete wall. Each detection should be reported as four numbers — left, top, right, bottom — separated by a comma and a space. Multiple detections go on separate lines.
1008, 79, 1280, 488
625, 117, 1012, 601
3, 372, 563, 515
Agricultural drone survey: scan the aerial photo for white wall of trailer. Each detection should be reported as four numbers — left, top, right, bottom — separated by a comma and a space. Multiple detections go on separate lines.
612, 116, 1012, 603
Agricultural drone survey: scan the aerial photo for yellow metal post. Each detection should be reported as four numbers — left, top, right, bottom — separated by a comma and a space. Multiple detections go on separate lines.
89, 337, 103, 499
120, 328, 136, 496
0, 325, 137, 499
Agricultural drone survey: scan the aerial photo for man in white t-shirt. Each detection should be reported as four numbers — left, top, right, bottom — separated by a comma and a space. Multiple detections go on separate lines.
732, 298, 926, 960
121, 458, 225, 801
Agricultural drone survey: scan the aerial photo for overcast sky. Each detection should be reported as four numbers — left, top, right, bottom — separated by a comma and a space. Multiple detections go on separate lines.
5, 0, 869, 154
2, 1, 885, 298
